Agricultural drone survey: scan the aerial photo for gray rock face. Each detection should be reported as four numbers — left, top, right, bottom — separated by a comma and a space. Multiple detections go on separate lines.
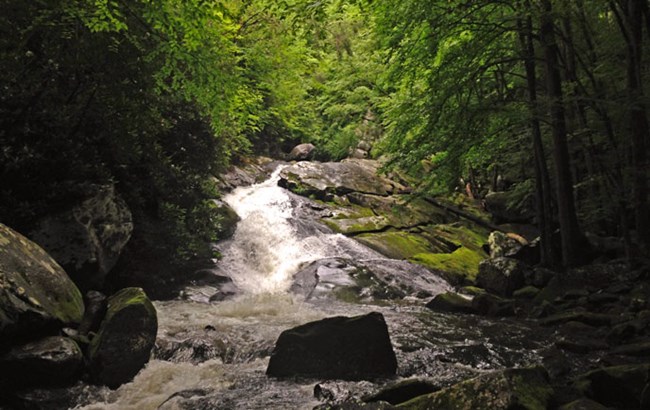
288, 143, 316, 161
30, 184, 133, 291
476, 257, 527, 297
88, 287, 157, 388
266, 312, 397, 380
0, 223, 84, 347
279, 159, 403, 199
0, 336, 83, 388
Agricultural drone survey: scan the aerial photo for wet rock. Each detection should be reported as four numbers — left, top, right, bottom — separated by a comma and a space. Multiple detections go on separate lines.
540, 311, 615, 327
399, 367, 553, 410
211, 199, 240, 239
88, 287, 157, 388
288, 143, 316, 161
425, 292, 474, 314
471, 293, 515, 317
217, 156, 277, 191
266, 312, 397, 380
558, 398, 610, 410
0, 336, 83, 388
0, 223, 84, 348
540, 347, 571, 380
29, 184, 133, 292
555, 337, 608, 354
575, 363, 650, 410
363, 378, 439, 405
476, 257, 527, 297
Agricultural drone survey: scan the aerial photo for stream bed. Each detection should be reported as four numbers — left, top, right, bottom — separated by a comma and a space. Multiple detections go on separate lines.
74, 166, 551, 409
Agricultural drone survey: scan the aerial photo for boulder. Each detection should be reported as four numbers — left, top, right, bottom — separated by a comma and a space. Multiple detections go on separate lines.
0, 223, 84, 347
575, 363, 650, 410
0, 336, 83, 388
278, 159, 400, 199
425, 292, 474, 314
476, 257, 527, 297
266, 312, 397, 380
487, 231, 523, 258
29, 184, 133, 291
484, 190, 535, 223
211, 199, 240, 240
399, 367, 553, 410
288, 143, 316, 161
88, 287, 157, 388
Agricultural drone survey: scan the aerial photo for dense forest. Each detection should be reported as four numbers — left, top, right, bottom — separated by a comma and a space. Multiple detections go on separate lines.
2, 0, 649, 271
3, 1, 650, 409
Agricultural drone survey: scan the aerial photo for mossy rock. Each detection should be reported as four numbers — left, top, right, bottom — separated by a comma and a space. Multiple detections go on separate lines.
357, 232, 434, 260
364, 378, 440, 405
0, 223, 84, 347
324, 216, 391, 235
412, 248, 484, 285
88, 287, 157, 388
425, 292, 474, 314
398, 367, 553, 410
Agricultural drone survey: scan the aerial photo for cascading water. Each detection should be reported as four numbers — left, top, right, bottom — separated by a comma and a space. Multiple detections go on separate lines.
74, 165, 549, 410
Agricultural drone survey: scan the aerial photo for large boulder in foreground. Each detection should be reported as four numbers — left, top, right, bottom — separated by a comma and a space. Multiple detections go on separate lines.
0, 223, 84, 347
0, 336, 83, 388
29, 184, 133, 292
88, 287, 157, 388
399, 367, 553, 410
266, 312, 397, 380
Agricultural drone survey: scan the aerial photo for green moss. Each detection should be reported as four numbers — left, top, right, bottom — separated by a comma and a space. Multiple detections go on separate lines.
412, 247, 483, 283
356, 231, 433, 259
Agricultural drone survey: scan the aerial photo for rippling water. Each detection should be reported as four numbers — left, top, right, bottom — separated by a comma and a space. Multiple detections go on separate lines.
74, 165, 549, 410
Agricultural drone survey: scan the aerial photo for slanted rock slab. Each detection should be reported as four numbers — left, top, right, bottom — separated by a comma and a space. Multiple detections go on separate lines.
88, 287, 157, 388
266, 312, 397, 380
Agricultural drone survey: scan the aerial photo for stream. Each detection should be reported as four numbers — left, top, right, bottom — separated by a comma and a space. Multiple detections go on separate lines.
74, 166, 550, 409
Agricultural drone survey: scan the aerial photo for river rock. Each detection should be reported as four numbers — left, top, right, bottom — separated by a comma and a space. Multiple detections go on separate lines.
279, 159, 400, 199
0, 223, 84, 347
425, 292, 474, 314
0, 336, 83, 388
574, 363, 650, 410
399, 367, 553, 409
211, 199, 240, 240
476, 257, 527, 297
29, 184, 133, 292
364, 378, 439, 405
289, 143, 316, 161
266, 312, 397, 380
487, 231, 524, 258
88, 287, 157, 388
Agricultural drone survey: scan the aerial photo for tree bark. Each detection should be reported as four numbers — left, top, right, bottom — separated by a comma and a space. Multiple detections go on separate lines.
539, 0, 585, 267
517, 9, 557, 267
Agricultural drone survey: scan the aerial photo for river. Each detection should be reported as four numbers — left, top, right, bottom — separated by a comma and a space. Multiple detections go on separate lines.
74, 165, 549, 409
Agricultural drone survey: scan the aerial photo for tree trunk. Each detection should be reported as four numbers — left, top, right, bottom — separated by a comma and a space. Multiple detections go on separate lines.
539, 0, 586, 267
518, 8, 557, 267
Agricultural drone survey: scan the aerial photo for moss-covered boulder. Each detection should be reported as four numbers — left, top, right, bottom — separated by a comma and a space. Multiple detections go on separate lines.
398, 367, 553, 409
364, 378, 440, 406
425, 292, 475, 314
88, 287, 157, 388
0, 223, 84, 348
266, 312, 397, 380
211, 199, 240, 239
0, 336, 83, 388
574, 363, 650, 410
